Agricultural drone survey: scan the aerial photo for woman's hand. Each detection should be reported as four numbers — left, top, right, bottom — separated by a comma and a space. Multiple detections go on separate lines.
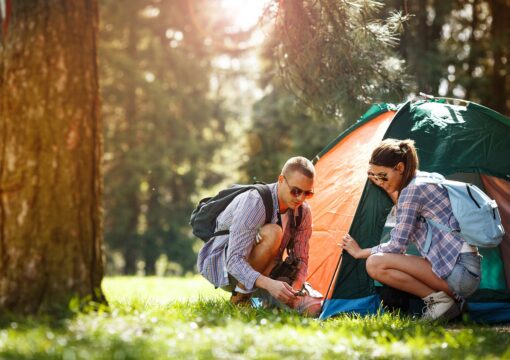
339, 234, 364, 259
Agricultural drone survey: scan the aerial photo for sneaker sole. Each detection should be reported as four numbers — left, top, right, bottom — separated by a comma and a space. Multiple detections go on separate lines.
440, 302, 462, 321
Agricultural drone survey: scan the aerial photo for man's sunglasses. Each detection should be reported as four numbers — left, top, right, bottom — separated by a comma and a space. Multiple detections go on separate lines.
283, 176, 314, 198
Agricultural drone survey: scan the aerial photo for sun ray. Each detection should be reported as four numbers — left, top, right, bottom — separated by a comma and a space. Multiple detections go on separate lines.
220, 0, 270, 31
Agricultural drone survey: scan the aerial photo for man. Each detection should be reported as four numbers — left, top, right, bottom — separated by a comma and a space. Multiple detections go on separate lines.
197, 157, 315, 310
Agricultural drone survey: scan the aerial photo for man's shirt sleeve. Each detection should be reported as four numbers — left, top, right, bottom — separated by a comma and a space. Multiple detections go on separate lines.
225, 190, 266, 290
293, 205, 312, 286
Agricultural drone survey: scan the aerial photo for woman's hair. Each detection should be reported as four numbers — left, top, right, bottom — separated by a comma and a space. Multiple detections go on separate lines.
369, 138, 419, 192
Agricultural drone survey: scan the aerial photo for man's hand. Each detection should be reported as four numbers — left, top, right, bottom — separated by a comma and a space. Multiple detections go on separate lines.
267, 279, 297, 303
256, 276, 297, 303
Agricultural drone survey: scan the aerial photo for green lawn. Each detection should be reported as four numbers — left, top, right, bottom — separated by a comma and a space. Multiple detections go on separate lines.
1, 276, 509, 359
102, 276, 228, 305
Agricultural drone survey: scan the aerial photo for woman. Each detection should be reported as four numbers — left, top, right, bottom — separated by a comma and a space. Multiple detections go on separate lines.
339, 138, 482, 320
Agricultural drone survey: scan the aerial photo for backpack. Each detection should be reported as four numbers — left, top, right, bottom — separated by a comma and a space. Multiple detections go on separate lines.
415, 176, 505, 251
190, 183, 273, 242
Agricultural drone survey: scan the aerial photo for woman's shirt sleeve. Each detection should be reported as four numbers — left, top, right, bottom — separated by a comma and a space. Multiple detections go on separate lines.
371, 184, 423, 254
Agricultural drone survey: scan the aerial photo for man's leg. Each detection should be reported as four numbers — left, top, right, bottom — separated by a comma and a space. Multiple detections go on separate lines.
236, 224, 283, 291
249, 224, 283, 275
231, 224, 283, 305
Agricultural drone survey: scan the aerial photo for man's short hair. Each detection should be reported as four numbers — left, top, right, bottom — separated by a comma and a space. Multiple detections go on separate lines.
281, 156, 315, 179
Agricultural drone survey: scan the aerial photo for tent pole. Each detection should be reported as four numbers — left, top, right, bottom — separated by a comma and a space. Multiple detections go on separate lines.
324, 253, 343, 301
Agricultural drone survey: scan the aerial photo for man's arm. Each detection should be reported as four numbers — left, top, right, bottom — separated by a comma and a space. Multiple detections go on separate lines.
225, 190, 299, 303
291, 204, 312, 291
225, 190, 266, 290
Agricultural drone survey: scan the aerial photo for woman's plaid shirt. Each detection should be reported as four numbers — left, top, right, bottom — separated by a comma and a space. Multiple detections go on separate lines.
371, 172, 464, 279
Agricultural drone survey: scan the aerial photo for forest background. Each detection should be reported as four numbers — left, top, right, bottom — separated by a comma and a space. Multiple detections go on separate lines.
1, 4, 509, 357
97, 0, 510, 277
1, 0, 508, 295
99, 0, 509, 277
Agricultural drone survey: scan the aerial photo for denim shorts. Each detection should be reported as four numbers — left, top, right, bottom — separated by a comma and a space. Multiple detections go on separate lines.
446, 252, 482, 298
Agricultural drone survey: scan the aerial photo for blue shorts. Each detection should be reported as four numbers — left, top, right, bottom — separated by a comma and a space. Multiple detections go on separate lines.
446, 252, 482, 298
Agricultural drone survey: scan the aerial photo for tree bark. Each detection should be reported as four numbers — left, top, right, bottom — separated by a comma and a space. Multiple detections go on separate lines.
488, 0, 510, 116
0, 0, 104, 314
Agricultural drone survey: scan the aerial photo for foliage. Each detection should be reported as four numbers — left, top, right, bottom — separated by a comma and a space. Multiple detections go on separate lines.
383, 0, 510, 116
266, 0, 410, 122
1, 277, 510, 359
240, 73, 340, 182
99, 0, 510, 274
240, 0, 410, 182
100, 0, 230, 274
242, 0, 510, 186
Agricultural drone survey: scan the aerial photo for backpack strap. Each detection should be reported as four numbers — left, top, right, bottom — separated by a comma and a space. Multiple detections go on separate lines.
211, 184, 273, 238
420, 216, 457, 254
253, 184, 273, 225
285, 205, 304, 253
411, 174, 444, 253
294, 205, 303, 228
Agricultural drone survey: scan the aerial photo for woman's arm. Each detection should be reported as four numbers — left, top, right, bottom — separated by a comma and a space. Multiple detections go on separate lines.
338, 234, 372, 259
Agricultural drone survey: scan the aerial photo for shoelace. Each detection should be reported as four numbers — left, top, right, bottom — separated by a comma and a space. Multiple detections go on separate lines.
422, 297, 434, 316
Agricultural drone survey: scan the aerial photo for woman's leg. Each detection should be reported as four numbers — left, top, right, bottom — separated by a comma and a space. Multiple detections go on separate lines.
366, 253, 453, 298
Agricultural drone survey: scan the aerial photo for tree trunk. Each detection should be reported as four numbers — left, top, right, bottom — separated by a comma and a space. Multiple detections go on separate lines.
488, 0, 510, 116
144, 190, 161, 276
0, 0, 104, 314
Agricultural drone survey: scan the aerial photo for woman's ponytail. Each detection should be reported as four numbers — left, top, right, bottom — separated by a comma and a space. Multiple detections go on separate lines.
398, 139, 419, 191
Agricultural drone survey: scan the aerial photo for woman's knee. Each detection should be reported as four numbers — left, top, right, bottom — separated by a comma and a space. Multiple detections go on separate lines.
366, 254, 385, 279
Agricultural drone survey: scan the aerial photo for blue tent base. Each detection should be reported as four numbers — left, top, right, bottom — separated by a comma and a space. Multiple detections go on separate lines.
320, 295, 381, 320
467, 302, 510, 323
320, 296, 510, 323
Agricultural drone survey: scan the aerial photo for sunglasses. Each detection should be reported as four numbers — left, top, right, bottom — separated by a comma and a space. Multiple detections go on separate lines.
283, 176, 314, 198
367, 171, 389, 182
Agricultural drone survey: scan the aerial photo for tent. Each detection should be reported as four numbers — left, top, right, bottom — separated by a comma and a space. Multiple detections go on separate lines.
306, 97, 510, 322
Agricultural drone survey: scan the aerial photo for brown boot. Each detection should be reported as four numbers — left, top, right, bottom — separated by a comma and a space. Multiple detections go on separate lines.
230, 291, 252, 306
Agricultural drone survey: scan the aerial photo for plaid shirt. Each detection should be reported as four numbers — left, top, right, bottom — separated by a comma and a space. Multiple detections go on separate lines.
371, 171, 464, 279
197, 182, 312, 290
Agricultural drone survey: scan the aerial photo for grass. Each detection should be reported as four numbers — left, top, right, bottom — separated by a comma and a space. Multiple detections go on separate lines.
0, 276, 509, 359
101, 276, 229, 305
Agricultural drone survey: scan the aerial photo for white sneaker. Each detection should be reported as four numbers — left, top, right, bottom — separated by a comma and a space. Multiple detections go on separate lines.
422, 291, 461, 321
